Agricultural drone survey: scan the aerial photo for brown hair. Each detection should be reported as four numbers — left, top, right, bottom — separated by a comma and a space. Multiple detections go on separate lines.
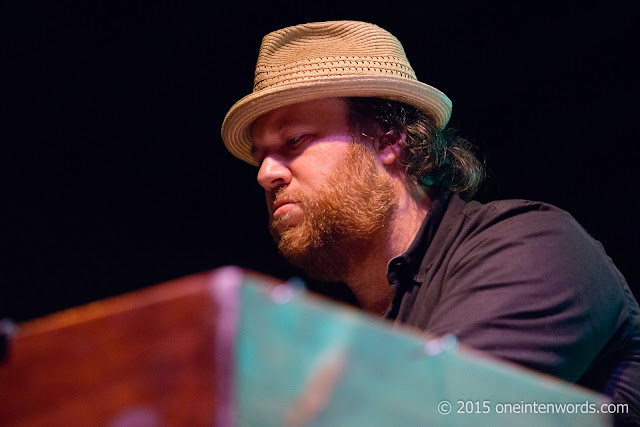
346, 97, 485, 200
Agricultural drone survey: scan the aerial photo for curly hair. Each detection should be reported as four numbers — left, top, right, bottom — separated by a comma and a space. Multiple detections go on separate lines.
346, 97, 485, 200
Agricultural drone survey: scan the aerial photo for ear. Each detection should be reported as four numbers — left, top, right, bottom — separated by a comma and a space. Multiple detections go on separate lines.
375, 131, 405, 165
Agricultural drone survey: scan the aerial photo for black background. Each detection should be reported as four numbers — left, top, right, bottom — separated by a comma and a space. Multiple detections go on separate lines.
3, 1, 638, 322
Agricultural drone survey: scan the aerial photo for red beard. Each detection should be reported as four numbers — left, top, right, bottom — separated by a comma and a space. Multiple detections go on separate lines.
268, 142, 397, 281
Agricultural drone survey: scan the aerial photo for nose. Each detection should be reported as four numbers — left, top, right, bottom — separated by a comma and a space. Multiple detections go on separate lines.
257, 155, 292, 190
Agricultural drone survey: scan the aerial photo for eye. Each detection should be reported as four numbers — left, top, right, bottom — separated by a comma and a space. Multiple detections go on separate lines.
284, 134, 312, 152
286, 135, 304, 147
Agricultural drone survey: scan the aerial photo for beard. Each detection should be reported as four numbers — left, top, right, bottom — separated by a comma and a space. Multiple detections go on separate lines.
268, 142, 397, 282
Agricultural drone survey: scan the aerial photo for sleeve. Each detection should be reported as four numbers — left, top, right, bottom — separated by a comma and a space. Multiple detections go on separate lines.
424, 207, 630, 383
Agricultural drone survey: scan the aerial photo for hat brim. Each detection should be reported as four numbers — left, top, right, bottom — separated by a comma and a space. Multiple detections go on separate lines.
221, 75, 452, 166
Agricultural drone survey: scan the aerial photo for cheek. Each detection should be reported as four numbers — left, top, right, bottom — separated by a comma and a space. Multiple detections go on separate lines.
293, 143, 352, 187
295, 163, 333, 193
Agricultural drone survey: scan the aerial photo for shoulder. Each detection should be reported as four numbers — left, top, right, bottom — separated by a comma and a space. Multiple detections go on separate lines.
456, 196, 575, 228
434, 195, 631, 339
442, 196, 615, 281
441, 196, 596, 252
434, 195, 582, 247
419, 196, 634, 381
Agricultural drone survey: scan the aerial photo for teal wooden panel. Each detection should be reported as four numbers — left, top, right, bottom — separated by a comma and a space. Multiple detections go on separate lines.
235, 280, 611, 426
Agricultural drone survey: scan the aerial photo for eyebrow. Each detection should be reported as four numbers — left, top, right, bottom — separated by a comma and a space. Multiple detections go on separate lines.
248, 117, 311, 161
248, 119, 288, 159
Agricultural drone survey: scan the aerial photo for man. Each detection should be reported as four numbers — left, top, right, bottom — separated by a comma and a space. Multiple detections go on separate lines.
221, 21, 639, 423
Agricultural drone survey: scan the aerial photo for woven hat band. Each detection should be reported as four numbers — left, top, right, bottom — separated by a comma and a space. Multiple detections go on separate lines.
254, 55, 417, 91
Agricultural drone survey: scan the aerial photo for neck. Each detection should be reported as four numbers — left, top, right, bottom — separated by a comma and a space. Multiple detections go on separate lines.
345, 185, 430, 317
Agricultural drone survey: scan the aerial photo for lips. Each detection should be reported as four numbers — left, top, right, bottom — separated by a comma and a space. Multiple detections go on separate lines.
272, 199, 296, 218
273, 199, 295, 212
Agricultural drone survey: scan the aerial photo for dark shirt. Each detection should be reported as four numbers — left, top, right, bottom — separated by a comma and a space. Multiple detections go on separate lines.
384, 192, 640, 425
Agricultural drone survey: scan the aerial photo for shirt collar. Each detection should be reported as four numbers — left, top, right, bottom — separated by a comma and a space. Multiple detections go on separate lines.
383, 191, 453, 319
387, 191, 453, 282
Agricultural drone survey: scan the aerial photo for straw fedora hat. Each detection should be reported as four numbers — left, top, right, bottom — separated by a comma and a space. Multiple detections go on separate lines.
221, 20, 452, 166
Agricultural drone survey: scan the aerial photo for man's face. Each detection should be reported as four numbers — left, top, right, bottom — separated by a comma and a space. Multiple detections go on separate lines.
251, 98, 397, 281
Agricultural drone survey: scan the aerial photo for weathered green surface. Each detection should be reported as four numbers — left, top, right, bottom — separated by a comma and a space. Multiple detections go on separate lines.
235, 281, 611, 426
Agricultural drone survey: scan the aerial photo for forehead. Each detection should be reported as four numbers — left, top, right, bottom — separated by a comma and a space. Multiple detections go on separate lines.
251, 97, 349, 139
